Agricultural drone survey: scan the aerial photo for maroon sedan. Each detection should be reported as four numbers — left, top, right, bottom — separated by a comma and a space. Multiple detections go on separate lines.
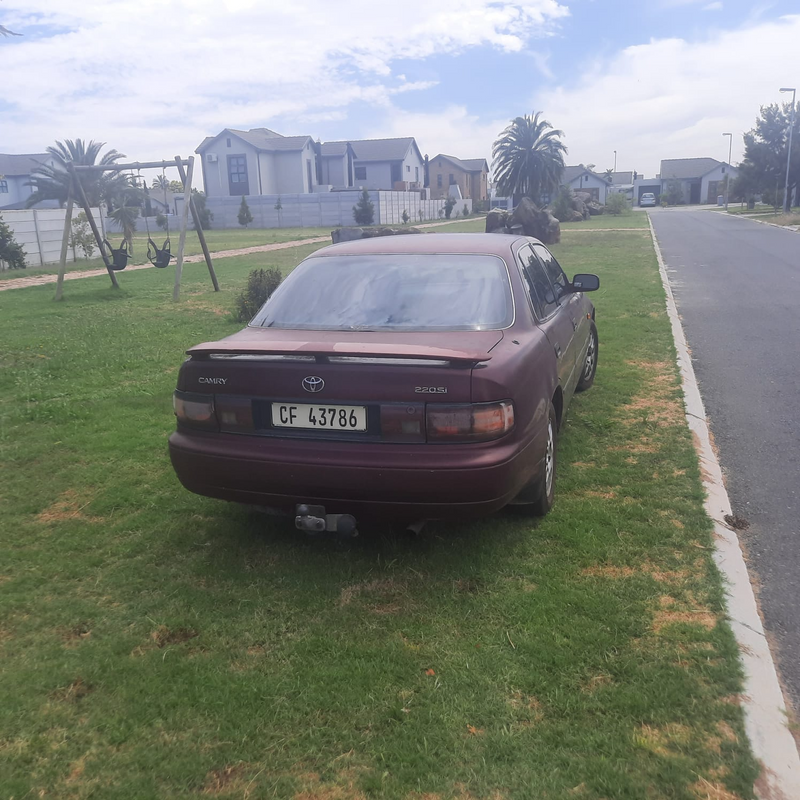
169, 233, 598, 534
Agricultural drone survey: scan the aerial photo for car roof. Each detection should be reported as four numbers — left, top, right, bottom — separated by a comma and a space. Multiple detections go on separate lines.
310, 232, 536, 258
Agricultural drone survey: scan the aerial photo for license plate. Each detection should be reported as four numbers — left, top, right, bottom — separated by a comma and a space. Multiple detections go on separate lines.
271, 403, 367, 431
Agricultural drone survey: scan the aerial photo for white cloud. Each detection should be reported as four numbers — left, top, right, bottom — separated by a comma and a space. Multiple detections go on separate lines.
703, 2, 723, 10
0, 0, 568, 177
535, 14, 800, 177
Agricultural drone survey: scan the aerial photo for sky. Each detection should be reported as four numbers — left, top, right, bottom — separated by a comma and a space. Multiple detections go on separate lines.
1, 0, 798, 187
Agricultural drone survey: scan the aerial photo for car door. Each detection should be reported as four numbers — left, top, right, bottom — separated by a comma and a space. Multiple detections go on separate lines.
516, 244, 576, 396
531, 243, 585, 395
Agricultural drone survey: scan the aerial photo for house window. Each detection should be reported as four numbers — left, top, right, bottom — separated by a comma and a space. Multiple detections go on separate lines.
449, 174, 456, 185
721, 166, 726, 173
406, 165, 410, 173
226, 138, 231, 147
437, 174, 443, 188
415, 167, 419, 182
0, 179, 8, 193
227, 155, 249, 195
355, 166, 366, 181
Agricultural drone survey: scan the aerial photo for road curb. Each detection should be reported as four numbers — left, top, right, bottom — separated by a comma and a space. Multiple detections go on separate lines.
647, 213, 800, 798
709, 210, 800, 233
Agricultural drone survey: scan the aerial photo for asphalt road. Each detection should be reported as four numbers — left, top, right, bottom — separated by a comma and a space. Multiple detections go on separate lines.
649, 208, 800, 707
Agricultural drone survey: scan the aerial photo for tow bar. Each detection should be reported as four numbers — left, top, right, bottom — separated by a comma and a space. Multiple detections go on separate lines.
295, 504, 358, 539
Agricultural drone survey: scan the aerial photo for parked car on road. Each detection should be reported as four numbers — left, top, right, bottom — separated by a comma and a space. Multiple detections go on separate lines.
169, 234, 599, 534
640, 193, 656, 207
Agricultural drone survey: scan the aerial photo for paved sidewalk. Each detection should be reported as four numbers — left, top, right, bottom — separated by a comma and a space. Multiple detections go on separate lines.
0, 219, 471, 293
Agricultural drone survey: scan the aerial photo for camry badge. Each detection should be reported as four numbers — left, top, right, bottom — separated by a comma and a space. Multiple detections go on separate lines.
302, 376, 325, 393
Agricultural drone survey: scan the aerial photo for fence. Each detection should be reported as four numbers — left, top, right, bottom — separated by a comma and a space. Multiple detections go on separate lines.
0, 207, 105, 269
174, 191, 472, 230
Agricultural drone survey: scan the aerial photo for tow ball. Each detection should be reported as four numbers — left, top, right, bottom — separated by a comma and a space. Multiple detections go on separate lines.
294, 504, 358, 539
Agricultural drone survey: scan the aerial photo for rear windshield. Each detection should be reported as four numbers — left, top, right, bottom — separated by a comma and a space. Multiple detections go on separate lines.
250, 253, 513, 331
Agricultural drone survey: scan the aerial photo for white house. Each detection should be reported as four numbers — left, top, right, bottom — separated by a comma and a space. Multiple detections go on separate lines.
561, 165, 610, 203
659, 158, 738, 205
324, 137, 425, 191
0, 153, 58, 210
318, 141, 357, 188
196, 128, 318, 198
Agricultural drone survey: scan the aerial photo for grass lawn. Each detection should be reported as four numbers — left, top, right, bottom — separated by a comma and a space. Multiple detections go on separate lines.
724, 205, 781, 216
561, 212, 649, 229
0, 225, 758, 798
737, 211, 800, 227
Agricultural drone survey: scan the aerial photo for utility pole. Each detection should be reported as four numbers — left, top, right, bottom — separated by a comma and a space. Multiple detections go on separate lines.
613, 150, 617, 173
779, 88, 796, 214
722, 133, 733, 210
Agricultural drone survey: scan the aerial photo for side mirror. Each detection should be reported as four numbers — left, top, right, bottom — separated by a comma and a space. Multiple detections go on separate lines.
570, 273, 599, 292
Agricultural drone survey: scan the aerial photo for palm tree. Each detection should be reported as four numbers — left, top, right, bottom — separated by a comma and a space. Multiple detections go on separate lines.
492, 112, 567, 203
151, 175, 169, 192
107, 200, 140, 248
603, 168, 614, 182
25, 139, 129, 208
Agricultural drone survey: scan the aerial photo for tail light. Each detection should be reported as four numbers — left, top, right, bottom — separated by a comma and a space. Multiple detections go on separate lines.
426, 401, 514, 443
173, 391, 218, 430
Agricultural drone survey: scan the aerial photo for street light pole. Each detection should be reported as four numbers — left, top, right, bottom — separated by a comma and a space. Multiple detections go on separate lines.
722, 133, 732, 210
613, 150, 617, 173
779, 87, 796, 214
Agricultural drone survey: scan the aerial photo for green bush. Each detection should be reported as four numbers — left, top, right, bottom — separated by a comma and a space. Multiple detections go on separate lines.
401, 209, 410, 224
551, 186, 574, 222
0, 212, 26, 270
191, 189, 213, 230
234, 267, 282, 322
444, 196, 456, 219
605, 193, 630, 216
463, 204, 470, 217
238, 196, 254, 228
353, 190, 375, 225
156, 213, 168, 231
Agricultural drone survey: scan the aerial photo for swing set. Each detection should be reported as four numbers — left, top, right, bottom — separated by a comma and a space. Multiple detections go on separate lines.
55, 155, 219, 302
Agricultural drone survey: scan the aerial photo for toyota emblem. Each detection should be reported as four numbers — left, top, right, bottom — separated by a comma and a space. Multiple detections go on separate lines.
302, 376, 325, 393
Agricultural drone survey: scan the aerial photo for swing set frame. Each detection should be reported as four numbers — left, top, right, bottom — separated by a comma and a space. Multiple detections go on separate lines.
55, 155, 219, 302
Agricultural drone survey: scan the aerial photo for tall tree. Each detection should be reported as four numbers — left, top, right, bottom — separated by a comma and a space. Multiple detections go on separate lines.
492, 112, 567, 202
740, 102, 800, 207
25, 139, 130, 209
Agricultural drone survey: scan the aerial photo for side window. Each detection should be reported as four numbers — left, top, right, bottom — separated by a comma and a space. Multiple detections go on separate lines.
518, 246, 558, 319
532, 244, 569, 301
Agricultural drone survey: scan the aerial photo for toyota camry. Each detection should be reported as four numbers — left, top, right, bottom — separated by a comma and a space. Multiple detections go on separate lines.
169, 233, 599, 534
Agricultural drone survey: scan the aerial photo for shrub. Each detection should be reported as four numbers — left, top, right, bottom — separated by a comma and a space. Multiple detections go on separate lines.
551, 186, 574, 222
0, 212, 26, 270
156, 213, 168, 231
418, 210, 424, 222
402, 209, 410, 224
664, 180, 683, 206
353, 190, 375, 225
444, 196, 456, 219
234, 267, 282, 322
191, 189, 213, 230
238, 196, 254, 228
69, 212, 95, 258
605, 193, 630, 216
463, 204, 470, 217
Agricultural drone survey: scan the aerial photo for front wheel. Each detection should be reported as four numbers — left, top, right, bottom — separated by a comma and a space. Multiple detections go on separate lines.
575, 322, 598, 392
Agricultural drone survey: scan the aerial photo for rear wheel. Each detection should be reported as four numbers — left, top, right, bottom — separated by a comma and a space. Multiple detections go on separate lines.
513, 403, 557, 517
576, 322, 598, 392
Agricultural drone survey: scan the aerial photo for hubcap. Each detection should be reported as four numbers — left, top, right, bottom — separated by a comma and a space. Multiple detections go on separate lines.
584, 336, 596, 379
544, 421, 554, 496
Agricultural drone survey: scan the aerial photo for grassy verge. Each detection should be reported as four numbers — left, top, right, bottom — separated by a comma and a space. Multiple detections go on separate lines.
724, 205, 781, 216
0, 226, 757, 798
735, 211, 800, 226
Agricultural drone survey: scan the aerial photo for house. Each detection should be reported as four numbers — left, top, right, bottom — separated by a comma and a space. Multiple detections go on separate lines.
561, 165, 610, 204
659, 158, 739, 205
324, 137, 425, 191
196, 128, 318, 198
429, 155, 489, 201
0, 153, 58, 210
318, 141, 357, 189
608, 171, 634, 185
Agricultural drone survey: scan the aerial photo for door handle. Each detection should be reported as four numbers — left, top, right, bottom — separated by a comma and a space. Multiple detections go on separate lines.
554, 343, 562, 359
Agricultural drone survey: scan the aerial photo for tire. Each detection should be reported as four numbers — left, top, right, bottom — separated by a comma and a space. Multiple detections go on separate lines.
513, 402, 558, 517
575, 322, 598, 393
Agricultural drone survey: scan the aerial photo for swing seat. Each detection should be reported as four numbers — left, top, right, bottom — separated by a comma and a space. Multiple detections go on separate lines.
148, 238, 173, 268
103, 239, 131, 271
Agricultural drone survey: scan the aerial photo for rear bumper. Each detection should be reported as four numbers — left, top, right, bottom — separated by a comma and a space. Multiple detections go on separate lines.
168, 429, 541, 520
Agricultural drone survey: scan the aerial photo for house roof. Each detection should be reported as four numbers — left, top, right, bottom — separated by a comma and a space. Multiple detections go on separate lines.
0, 153, 50, 176
562, 165, 608, 184
196, 129, 313, 154
659, 158, 721, 180
319, 142, 352, 157
609, 171, 633, 184
325, 137, 418, 162
433, 154, 489, 173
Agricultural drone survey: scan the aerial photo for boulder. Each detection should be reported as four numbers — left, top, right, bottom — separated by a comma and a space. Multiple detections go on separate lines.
586, 201, 604, 216
567, 209, 584, 223
484, 197, 561, 244
331, 226, 422, 244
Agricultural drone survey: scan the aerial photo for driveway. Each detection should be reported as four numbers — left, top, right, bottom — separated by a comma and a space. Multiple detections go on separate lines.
649, 208, 800, 707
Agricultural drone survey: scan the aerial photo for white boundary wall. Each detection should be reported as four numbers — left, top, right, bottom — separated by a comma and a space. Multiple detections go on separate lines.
175, 191, 472, 230
0, 207, 105, 269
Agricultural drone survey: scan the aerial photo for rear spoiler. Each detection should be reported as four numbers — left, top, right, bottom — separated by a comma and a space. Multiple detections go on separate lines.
186, 341, 491, 365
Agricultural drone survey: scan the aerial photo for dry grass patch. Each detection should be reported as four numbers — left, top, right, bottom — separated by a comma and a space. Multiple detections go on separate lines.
150, 626, 199, 648
691, 776, 744, 800
202, 763, 252, 795
36, 490, 103, 524
581, 561, 690, 582
653, 595, 717, 633
51, 677, 93, 703
339, 577, 409, 607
